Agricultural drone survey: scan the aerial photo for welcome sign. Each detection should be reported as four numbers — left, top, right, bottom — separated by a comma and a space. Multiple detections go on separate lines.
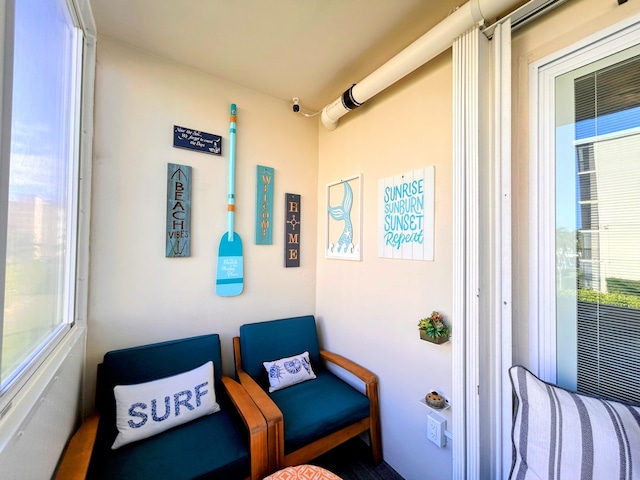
255, 165, 274, 245
378, 167, 434, 260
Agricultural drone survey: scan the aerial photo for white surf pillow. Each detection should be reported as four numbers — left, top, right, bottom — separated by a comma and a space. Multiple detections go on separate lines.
263, 351, 316, 393
112, 361, 220, 449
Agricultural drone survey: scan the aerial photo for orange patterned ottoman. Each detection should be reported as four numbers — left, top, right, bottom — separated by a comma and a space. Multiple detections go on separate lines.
263, 464, 343, 480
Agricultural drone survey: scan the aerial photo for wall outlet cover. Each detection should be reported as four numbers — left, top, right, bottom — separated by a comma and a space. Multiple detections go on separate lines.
427, 412, 446, 447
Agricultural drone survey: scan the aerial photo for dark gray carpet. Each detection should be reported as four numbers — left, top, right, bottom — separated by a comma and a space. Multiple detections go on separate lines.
311, 438, 404, 480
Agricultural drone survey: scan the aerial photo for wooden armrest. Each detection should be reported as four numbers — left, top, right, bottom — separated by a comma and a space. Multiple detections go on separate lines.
222, 376, 267, 435
236, 368, 284, 472
55, 411, 100, 480
320, 350, 378, 386
236, 370, 283, 426
233, 336, 285, 472
321, 349, 382, 465
222, 376, 268, 480
232, 336, 282, 426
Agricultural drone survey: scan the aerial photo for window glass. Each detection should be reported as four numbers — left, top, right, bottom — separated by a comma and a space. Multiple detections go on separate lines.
1, 0, 80, 390
555, 47, 640, 402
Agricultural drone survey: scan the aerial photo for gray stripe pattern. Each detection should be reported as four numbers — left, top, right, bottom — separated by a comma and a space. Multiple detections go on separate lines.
515, 366, 530, 480
550, 385, 563, 480
571, 391, 593, 480
603, 400, 631, 480
509, 366, 640, 480
628, 405, 640, 430
547, 384, 558, 480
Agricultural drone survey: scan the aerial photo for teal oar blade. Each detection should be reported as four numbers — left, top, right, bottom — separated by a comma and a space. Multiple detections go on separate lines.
216, 103, 244, 296
216, 232, 243, 296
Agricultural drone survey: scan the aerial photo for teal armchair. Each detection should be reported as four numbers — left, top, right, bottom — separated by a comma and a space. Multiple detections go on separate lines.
232, 315, 382, 473
56, 334, 268, 480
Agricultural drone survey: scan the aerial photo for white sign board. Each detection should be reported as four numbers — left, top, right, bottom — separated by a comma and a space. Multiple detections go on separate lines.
378, 167, 434, 260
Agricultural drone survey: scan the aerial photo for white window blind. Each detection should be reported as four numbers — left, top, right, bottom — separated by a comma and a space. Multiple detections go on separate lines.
556, 51, 640, 403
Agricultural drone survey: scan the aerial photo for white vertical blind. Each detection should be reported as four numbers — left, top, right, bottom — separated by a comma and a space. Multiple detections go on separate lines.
452, 25, 483, 480
492, 19, 514, 480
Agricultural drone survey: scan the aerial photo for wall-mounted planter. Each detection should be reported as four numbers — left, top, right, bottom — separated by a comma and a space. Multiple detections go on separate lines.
419, 390, 451, 411
419, 330, 449, 345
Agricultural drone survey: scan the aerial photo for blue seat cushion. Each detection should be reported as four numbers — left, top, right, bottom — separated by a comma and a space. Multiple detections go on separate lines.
270, 369, 370, 454
239, 315, 321, 382
87, 406, 250, 480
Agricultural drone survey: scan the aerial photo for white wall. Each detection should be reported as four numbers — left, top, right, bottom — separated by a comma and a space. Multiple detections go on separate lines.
86, 38, 319, 410
316, 52, 454, 480
0, 330, 85, 480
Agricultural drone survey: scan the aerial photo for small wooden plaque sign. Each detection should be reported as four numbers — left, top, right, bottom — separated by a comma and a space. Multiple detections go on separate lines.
166, 163, 192, 257
285, 193, 301, 267
173, 125, 221, 155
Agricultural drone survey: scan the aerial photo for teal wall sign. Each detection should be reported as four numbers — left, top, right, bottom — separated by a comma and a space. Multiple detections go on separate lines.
166, 163, 192, 257
255, 165, 274, 245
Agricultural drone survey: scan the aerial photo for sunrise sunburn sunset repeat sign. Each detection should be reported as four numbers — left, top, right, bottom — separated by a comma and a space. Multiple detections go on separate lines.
378, 167, 434, 261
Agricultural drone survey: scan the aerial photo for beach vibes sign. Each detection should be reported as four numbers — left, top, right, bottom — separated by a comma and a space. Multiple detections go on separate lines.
378, 167, 434, 260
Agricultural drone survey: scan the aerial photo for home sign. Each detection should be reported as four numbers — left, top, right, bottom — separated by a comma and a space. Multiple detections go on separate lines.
285, 193, 301, 267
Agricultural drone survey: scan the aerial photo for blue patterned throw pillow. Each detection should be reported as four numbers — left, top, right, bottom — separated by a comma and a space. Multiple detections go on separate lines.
509, 365, 640, 480
263, 351, 316, 393
112, 361, 220, 449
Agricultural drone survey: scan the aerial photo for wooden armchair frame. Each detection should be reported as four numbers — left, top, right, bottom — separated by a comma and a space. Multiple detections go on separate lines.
56, 376, 268, 480
233, 336, 382, 472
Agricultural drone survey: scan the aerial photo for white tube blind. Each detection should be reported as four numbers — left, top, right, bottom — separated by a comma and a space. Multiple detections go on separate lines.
452, 25, 484, 480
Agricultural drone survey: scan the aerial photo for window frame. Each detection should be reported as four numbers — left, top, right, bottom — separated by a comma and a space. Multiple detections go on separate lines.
0, 0, 95, 419
529, 12, 640, 383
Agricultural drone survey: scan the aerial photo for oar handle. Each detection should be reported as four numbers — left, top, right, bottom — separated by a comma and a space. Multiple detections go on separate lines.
228, 104, 237, 240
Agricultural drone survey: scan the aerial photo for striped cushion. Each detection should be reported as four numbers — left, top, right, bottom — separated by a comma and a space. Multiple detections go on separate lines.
509, 365, 640, 480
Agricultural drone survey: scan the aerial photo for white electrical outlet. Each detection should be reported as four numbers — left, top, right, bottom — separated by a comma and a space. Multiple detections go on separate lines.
427, 412, 446, 447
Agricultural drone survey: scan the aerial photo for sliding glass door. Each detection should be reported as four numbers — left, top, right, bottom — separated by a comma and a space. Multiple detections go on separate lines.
554, 44, 640, 402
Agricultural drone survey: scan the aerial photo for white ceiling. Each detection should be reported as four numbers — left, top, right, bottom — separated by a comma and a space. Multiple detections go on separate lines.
88, 0, 461, 112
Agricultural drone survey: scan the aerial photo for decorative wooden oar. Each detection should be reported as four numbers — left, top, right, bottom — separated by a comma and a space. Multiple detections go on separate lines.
216, 104, 244, 296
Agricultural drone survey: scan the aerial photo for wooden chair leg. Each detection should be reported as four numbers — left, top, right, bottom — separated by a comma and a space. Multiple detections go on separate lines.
366, 380, 383, 465
370, 417, 383, 465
